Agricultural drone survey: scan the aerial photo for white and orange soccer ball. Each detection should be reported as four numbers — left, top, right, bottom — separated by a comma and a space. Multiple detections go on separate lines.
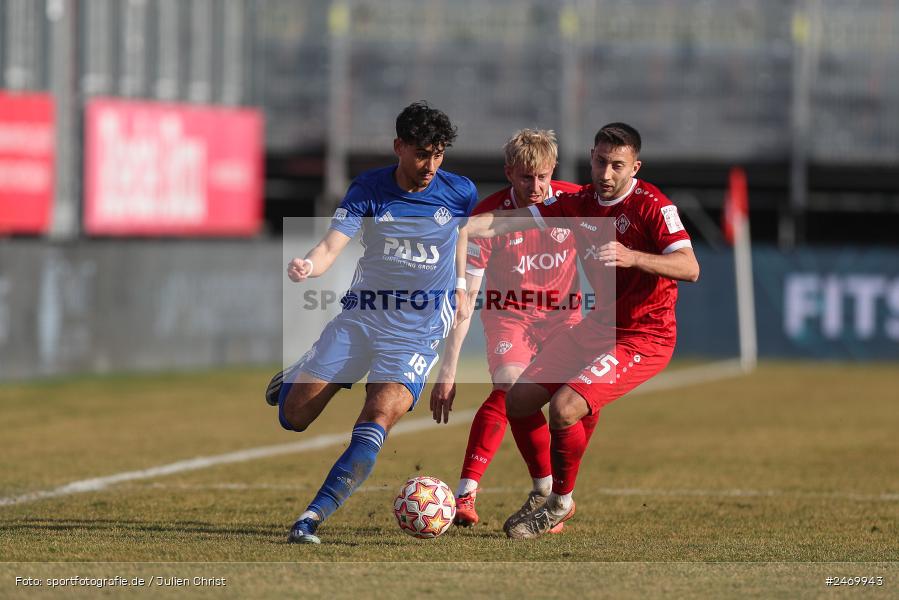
393, 476, 456, 539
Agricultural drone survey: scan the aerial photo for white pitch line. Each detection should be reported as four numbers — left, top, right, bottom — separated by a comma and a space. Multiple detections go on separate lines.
0, 411, 475, 508
0, 360, 744, 508
127, 482, 899, 503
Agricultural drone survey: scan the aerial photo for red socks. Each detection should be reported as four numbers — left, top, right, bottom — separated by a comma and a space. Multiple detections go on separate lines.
461, 389, 600, 495
508, 410, 553, 480
582, 411, 600, 444
459, 389, 508, 481
550, 423, 588, 495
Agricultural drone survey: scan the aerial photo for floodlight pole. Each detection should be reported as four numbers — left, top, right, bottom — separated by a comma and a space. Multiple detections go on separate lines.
785, 0, 821, 250
557, 0, 580, 184
47, 0, 79, 240
323, 0, 351, 222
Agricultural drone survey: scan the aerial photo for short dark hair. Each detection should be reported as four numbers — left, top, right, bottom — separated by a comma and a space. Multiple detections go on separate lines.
395, 101, 457, 149
594, 122, 641, 155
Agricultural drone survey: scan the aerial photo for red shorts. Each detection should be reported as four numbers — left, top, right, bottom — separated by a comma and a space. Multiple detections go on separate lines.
521, 317, 675, 414
482, 310, 581, 376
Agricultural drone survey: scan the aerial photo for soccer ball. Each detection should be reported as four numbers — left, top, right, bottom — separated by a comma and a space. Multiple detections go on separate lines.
393, 476, 456, 539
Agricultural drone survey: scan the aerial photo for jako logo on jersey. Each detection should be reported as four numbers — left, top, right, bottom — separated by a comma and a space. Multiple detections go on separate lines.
433, 207, 452, 226
494, 341, 513, 354
579, 221, 597, 232
615, 214, 630, 234
508, 237, 524, 246
550, 227, 570, 243
333, 208, 348, 221
383, 237, 440, 264
512, 250, 569, 274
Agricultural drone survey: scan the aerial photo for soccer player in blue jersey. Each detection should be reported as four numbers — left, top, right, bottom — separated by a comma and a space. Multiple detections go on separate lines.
265, 102, 479, 544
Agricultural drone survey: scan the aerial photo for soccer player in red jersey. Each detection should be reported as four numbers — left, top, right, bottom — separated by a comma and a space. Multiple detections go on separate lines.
429, 129, 594, 529
465, 123, 700, 538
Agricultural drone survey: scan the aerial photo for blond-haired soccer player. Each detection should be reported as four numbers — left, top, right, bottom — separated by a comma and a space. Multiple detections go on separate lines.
430, 129, 595, 530
465, 123, 699, 538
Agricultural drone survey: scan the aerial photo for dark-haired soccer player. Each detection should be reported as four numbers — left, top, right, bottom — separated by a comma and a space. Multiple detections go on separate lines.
429, 129, 592, 530
465, 122, 700, 539
266, 101, 478, 544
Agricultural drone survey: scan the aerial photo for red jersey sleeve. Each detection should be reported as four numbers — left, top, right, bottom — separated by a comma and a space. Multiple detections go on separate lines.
466, 194, 502, 276
528, 192, 576, 229
466, 236, 491, 275
640, 187, 692, 254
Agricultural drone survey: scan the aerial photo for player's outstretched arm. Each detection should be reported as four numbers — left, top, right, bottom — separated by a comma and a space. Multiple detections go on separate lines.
430, 272, 482, 424
453, 226, 473, 328
287, 229, 353, 282
598, 243, 700, 282
464, 207, 538, 239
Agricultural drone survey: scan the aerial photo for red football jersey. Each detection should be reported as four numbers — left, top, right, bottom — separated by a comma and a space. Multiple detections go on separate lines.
530, 178, 692, 340
467, 181, 582, 315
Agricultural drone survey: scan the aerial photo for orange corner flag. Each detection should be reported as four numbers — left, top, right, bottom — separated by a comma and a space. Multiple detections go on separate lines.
722, 166, 749, 245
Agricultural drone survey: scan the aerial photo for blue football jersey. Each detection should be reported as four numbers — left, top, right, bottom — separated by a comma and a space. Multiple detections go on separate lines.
329, 166, 479, 338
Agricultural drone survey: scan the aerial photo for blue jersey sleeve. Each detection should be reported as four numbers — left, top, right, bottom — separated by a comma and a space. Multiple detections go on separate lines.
464, 180, 479, 216
456, 179, 480, 228
329, 181, 371, 237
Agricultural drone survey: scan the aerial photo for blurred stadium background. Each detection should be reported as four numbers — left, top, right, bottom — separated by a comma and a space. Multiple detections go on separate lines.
1, 0, 897, 379
0, 0, 897, 585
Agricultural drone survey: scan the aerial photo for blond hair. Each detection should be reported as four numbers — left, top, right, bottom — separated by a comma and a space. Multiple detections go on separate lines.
503, 129, 558, 171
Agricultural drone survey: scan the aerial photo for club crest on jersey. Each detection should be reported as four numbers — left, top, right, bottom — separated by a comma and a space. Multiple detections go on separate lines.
583, 245, 601, 260
494, 341, 513, 355
433, 207, 452, 226
615, 214, 630, 234
333, 208, 348, 221
340, 291, 359, 310
550, 227, 570, 243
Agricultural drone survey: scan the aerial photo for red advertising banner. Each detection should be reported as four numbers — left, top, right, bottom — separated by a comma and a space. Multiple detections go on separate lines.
0, 91, 54, 234
84, 98, 263, 236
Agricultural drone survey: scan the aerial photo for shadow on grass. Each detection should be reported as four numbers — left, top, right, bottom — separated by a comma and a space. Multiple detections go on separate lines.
0, 518, 279, 540
0, 518, 426, 548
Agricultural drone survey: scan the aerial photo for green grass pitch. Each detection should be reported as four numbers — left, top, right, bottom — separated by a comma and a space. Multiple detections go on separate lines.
0, 362, 896, 598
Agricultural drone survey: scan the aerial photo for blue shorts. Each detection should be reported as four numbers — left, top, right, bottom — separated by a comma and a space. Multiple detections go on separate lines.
283, 313, 441, 408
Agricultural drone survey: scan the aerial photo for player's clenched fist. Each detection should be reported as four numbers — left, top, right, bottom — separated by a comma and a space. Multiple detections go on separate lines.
287, 258, 314, 282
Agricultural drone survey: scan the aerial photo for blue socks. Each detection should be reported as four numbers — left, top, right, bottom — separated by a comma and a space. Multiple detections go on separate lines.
305, 422, 386, 522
